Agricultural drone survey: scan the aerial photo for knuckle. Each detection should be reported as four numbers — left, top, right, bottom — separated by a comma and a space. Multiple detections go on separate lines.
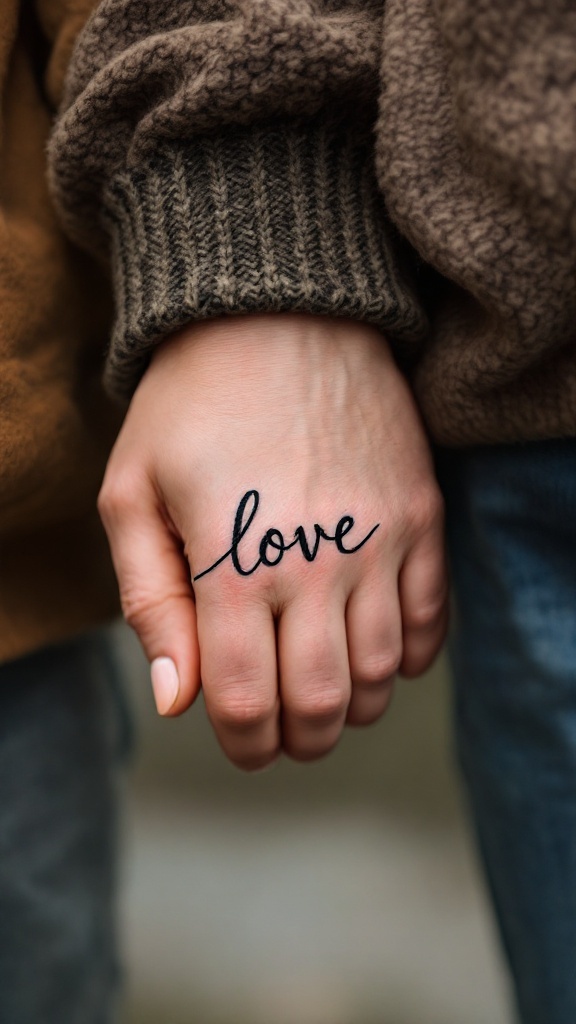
289, 683, 348, 726
406, 487, 444, 535
406, 592, 448, 631
214, 684, 277, 732
120, 586, 190, 633
354, 651, 401, 687
97, 469, 143, 521
119, 590, 158, 632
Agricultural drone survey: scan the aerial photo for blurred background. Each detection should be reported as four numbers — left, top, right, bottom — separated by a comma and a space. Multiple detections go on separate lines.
112, 622, 513, 1024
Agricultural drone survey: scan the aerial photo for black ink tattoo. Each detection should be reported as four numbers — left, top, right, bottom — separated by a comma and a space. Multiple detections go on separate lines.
193, 490, 380, 581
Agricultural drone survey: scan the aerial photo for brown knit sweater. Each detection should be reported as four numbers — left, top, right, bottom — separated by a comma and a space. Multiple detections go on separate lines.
0, 0, 121, 664
1, 0, 575, 663
48, 0, 576, 443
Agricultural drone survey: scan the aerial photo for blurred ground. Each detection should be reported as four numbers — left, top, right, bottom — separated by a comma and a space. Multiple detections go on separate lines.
113, 623, 513, 1024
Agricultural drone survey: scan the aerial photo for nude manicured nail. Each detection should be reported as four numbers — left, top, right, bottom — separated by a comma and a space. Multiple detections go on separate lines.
151, 657, 180, 715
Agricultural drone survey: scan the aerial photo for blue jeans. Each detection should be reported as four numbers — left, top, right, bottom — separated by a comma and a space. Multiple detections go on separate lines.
438, 439, 576, 1024
0, 623, 129, 1024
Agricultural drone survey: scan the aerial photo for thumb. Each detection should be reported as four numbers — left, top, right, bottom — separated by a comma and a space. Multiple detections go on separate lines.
97, 472, 200, 716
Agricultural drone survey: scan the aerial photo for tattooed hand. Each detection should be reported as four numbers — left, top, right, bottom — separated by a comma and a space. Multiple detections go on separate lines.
98, 313, 448, 769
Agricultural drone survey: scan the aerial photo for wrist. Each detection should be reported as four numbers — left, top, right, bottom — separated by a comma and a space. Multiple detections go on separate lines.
149, 312, 394, 377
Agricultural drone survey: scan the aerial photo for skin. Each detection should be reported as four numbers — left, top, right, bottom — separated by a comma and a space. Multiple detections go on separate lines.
98, 312, 448, 771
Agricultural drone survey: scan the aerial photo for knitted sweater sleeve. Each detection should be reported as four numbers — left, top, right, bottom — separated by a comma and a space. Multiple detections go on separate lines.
47, 0, 428, 401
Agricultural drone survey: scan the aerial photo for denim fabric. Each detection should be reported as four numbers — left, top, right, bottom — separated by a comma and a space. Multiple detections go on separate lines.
438, 439, 576, 1024
0, 622, 129, 1024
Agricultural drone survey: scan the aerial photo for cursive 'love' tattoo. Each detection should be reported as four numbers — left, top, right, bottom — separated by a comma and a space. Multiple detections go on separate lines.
193, 489, 380, 581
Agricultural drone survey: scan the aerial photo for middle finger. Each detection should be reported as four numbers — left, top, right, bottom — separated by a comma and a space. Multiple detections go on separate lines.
278, 591, 351, 761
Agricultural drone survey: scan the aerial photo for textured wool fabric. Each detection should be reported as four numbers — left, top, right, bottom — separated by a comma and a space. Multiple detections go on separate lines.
377, 0, 576, 443
98, 120, 425, 399
48, 0, 428, 400
0, 0, 121, 663
48, 0, 576, 444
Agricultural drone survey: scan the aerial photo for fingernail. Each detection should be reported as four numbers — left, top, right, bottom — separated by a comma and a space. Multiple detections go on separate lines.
151, 657, 180, 715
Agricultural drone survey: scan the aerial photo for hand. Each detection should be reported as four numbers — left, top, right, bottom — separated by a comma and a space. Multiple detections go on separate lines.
98, 313, 448, 770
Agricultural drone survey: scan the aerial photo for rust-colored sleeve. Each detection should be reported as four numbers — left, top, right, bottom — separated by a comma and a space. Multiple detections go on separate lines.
0, 0, 120, 534
33, 0, 100, 106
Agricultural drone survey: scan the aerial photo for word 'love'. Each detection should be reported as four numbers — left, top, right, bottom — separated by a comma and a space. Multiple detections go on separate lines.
193, 489, 380, 581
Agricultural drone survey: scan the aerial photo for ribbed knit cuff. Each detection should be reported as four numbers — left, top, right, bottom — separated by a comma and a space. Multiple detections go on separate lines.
102, 117, 427, 400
